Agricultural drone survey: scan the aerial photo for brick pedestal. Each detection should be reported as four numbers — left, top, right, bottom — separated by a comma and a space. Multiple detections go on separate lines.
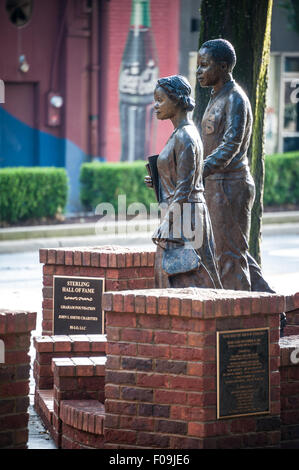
51, 356, 106, 447
60, 400, 105, 449
103, 288, 285, 449
284, 293, 299, 336
0, 309, 36, 449
40, 246, 155, 335
33, 334, 107, 390
33, 334, 107, 440
279, 335, 299, 448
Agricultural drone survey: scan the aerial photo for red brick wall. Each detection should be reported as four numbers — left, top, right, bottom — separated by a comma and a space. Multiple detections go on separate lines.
103, 288, 285, 449
51, 357, 106, 447
280, 335, 299, 448
40, 246, 155, 336
60, 400, 105, 449
284, 294, 299, 336
0, 309, 36, 449
33, 334, 107, 390
103, 0, 180, 161
284, 309, 299, 336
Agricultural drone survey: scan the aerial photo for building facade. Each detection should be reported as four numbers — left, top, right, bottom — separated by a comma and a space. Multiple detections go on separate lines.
0, 0, 298, 212
265, 2, 299, 155
0, 0, 179, 211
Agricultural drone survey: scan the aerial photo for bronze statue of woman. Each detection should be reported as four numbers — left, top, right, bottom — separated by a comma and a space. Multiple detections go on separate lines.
145, 74, 222, 289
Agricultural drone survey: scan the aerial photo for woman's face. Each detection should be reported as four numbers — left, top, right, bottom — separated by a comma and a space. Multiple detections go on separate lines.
154, 86, 178, 121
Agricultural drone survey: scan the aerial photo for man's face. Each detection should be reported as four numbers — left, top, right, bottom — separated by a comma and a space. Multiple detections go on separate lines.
196, 47, 225, 88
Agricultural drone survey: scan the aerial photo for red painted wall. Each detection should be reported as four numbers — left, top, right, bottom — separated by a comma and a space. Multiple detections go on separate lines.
0, 0, 64, 137
102, 0, 180, 162
0, 0, 92, 154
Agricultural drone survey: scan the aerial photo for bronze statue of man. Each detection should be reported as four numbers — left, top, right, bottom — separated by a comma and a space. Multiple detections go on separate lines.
196, 38, 275, 293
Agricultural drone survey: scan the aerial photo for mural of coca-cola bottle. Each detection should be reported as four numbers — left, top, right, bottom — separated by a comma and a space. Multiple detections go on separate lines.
119, 0, 159, 162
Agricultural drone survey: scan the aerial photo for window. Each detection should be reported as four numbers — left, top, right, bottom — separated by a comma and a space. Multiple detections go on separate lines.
266, 53, 299, 154
281, 54, 299, 153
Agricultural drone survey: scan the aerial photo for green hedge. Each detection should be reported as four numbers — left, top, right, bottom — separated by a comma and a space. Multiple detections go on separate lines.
80, 152, 299, 213
0, 167, 68, 223
80, 161, 156, 213
264, 151, 299, 206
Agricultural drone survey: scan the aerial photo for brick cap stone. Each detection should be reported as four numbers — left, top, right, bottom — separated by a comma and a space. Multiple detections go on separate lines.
0, 309, 36, 333
103, 287, 287, 319
51, 356, 106, 376
33, 334, 107, 353
60, 400, 105, 435
279, 334, 299, 366
39, 245, 155, 267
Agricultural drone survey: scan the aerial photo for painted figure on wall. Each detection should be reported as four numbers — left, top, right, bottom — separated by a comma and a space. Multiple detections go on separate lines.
144, 74, 222, 290
119, 0, 159, 162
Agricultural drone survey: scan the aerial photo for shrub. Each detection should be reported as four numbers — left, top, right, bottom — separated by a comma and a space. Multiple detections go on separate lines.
264, 151, 299, 206
0, 167, 68, 223
80, 152, 299, 214
80, 161, 157, 213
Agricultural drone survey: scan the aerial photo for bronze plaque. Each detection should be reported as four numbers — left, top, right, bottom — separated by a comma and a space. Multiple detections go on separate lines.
217, 328, 270, 419
53, 276, 105, 335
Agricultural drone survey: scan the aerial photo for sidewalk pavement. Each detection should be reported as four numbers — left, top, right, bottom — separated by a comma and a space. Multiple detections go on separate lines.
28, 404, 57, 449
1, 211, 299, 255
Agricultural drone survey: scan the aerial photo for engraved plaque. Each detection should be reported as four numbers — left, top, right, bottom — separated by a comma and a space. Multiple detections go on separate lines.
217, 328, 270, 419
53, 276, 105, 335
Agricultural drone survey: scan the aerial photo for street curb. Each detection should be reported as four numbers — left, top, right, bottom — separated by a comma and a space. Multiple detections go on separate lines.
1, 223, 299, 255
0, 219, 159, 241
263, 211, 299, 225
1, 212, 299, 242
0, 232, 154, 254
262, 223, 299, 235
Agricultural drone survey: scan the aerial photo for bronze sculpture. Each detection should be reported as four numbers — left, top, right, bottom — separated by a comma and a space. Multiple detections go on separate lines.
144, 75, 222, 290
197, 39, 286, 332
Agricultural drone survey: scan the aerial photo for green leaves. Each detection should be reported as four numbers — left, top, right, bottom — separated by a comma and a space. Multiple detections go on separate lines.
80, 161, 156, 214
264, 151, 299, 206
0, 167, 68, 223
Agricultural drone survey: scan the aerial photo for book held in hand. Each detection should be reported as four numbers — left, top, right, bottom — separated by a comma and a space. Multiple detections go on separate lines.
146, 154, 160, 203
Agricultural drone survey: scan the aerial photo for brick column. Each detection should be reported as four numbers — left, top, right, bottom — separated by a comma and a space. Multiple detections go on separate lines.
40, 246, 155, 335
0, 309, 36, 449
103, 288, 285, 449
33, 334, 106, 438
280, 335, 299, 448
52, 356, 106, 448
284, 293, 299, 336
34, 334, 106, 390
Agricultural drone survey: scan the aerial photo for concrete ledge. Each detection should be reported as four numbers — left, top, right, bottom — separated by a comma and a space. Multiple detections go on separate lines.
0, 233, 153, 254
0, 219, 159, 241
103, 287, 287, 318
1, 211, 298, 243
263, 211, 299, 225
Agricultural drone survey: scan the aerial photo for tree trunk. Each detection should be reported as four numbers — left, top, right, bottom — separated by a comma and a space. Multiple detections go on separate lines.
194, 0, 273, 265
